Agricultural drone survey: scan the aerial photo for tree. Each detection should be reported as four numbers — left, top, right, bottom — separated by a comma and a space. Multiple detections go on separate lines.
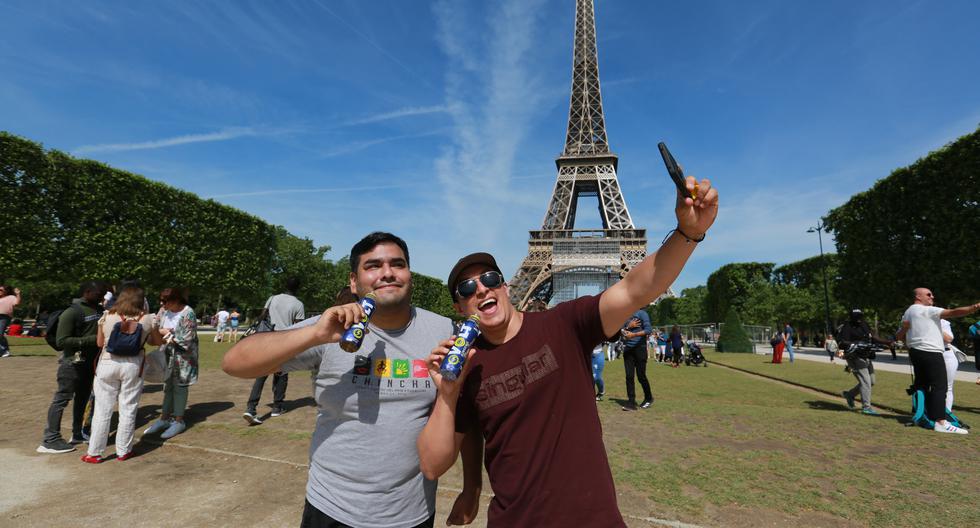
705, 262, 774, 322
716, 309, 753, 353
824, 125, 980, 322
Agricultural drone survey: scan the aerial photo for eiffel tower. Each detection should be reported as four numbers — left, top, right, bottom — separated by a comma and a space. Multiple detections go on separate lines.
509, 0, 653, 309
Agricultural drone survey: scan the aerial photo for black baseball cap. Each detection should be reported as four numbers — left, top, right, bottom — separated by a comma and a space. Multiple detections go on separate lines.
447, 252, 503, 300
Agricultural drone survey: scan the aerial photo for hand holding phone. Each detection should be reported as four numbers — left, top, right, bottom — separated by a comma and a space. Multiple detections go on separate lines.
658, 142, 698, 200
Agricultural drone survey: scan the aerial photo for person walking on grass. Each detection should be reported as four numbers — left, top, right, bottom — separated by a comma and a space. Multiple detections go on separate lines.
242, 277, 305, 425
229, 308, 241, 342
783, 322, 795, 363
836, 309, 891, 416
214, 307, 229, 342
37, 281, 106, 454
825, 334, 838, 362
592, 342, 606, 401
620, 311, 654, 410
82, 285, 163, 463
669, 325, 684, 368
0, 285, 21, 358
144, 287, 199, 440
896, 288, 980, 434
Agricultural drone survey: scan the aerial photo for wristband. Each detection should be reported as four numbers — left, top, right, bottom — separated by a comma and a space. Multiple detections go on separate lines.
663, 227, 705, 245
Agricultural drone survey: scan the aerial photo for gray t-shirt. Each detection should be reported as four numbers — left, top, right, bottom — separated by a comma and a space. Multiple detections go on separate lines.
280, 307, 453, 528
264, 293, 305, 330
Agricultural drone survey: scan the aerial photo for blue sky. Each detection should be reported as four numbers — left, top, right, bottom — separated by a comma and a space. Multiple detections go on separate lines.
3, 0, 979, 293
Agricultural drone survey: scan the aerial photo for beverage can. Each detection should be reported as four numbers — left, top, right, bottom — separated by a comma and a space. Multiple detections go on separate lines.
339, 293, 377, 353
440, 315, 481, 381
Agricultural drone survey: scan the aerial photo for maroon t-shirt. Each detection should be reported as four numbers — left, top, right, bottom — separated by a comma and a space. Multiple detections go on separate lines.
455, 294, 625, 527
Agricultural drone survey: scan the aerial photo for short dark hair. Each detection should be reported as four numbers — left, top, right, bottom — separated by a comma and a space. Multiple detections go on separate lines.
285, 276, 301, 294
79, 281, 102, 296
349, 232, 409, 272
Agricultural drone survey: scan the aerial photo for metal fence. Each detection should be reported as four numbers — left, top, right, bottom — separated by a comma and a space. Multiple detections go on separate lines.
652, 323, 774, 345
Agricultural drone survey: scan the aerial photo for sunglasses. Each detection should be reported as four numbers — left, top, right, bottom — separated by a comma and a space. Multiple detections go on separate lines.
455, 271, 505, 300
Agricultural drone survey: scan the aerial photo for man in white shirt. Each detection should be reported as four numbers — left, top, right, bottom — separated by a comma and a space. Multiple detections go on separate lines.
896, 288, 980, 434
214, 308, 230, 343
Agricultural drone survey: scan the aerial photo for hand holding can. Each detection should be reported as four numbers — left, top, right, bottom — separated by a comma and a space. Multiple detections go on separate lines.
339, 293, 377, 353
440, 315, 481, 381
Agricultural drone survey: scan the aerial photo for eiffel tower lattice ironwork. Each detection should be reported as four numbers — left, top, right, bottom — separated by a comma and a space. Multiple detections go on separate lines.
510, 0, 660, 309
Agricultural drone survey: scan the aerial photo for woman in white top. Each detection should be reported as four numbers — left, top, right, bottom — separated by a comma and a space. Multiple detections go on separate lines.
83, 285, 162, 463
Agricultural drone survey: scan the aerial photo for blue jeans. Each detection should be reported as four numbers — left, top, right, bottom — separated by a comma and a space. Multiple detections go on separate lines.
785, 338, 794, 362
0, 315, 10, 354
592, 352, 605, 395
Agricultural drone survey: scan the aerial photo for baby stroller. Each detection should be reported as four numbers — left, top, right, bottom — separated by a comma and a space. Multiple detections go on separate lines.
685, 341, 707, 367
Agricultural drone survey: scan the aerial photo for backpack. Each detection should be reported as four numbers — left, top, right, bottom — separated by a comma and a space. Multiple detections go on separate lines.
106, 315, 145, 357
906, 386, 969, 430
44, 307, 71, 351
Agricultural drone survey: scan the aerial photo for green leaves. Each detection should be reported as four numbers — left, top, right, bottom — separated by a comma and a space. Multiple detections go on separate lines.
0, 131, 462, 320
825, 125, 980, 327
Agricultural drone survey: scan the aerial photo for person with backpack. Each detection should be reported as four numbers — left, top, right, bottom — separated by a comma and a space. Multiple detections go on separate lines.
896, 288, 980, 434
82, 285, 162, 463
143, 287, 199, 440
836, 309, 892, 415
37, 281, 106, 454
242, 277, 305, 425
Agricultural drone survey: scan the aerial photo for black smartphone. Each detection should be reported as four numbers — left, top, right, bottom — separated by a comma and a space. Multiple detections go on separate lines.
658, 142, 696, 199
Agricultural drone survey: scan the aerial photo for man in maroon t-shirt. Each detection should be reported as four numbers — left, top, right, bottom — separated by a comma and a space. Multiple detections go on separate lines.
417, 175, 719, 526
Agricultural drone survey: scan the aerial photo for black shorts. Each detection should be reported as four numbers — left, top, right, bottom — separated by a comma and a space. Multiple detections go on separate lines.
301, 500, 435, 528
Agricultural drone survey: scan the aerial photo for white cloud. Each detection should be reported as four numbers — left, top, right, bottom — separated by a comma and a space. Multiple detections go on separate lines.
432, 0, 554, 247
73, 127, 259, 154
344, 105, 451, 126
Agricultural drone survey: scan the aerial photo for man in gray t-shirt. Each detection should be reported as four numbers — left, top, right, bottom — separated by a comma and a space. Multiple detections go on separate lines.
242, 277, 306, 424
223, 233, 483, 528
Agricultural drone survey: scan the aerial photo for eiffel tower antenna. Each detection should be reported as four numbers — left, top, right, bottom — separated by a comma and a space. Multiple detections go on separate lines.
510, 0, 663, 309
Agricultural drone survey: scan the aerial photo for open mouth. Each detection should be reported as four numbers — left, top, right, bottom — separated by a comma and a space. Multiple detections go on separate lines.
477, 298, 498, 315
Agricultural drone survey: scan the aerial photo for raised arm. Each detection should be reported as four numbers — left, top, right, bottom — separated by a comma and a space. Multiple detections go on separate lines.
599, 176, 718, 337
940, 302, 980, 320
221, 303, 365, 378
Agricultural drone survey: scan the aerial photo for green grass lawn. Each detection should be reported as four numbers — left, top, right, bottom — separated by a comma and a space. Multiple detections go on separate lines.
705, 349, 980, 416
596, 352, 979, 527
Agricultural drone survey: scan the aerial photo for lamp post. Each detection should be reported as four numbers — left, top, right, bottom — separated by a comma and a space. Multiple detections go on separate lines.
807, 222, 833, 338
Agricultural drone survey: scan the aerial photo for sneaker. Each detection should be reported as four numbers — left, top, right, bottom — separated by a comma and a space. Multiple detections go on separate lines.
144, 419, 171, 435
242, 411, 263, 426
842, 390, 856, 409
116, 452, 135, 462
621, 402, 638, 411
639, 400, 653, 409
80, 454, 103, 464
270, 408, 284, 417
160, 421, 186, 439
69, 436, 87, 445
861, 408, 880, 416
934, 422, 968, 435
595, 392, 605, 402
36, 439, 76, 454
0, 350, 10, 358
